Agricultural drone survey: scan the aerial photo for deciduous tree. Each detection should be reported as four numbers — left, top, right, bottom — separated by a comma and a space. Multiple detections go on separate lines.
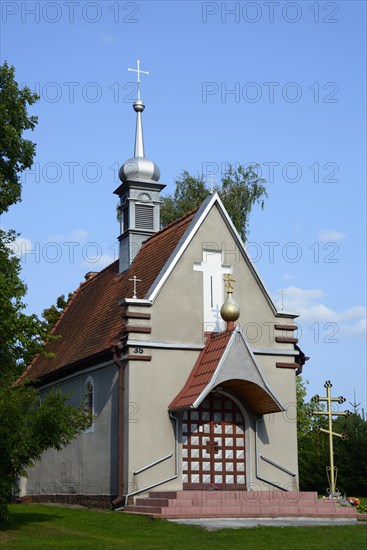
160, 165, 267, 241
0, 62, 88, 521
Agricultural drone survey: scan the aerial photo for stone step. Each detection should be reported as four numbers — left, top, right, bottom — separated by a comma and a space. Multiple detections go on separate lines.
124, 505, 164, 514
135, 497, 170, 507
124, 491, 358, 520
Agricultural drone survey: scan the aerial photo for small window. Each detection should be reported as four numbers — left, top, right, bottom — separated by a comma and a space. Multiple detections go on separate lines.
84, 377, 94, 431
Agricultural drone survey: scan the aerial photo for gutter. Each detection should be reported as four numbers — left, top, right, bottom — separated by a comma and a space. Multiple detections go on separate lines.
111, 345, 125, 507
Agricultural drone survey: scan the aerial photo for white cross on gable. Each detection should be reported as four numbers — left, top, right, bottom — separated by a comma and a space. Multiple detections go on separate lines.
194, 250, 233, 332
206, 175, 218, 194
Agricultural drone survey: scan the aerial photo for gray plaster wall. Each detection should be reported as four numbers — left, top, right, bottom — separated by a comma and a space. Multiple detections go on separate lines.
25, 362, 118, 497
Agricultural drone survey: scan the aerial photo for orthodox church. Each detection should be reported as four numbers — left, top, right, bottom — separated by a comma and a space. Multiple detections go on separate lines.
22, 63, 308, 510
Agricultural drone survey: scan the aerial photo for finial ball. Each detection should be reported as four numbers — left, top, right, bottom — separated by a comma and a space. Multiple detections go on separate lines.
133, 99, 145, 113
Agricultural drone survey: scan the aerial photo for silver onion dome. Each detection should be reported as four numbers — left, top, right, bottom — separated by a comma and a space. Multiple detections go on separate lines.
119, 99, 160, 183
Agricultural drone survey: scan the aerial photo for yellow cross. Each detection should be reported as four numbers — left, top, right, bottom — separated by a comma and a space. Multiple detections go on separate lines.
223, 274, 236, 292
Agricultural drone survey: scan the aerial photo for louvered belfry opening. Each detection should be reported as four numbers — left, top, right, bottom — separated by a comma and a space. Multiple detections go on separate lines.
135, 203, 154, 230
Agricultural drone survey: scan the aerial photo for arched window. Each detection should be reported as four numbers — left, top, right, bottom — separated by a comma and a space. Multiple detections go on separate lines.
84, 376, 94, 431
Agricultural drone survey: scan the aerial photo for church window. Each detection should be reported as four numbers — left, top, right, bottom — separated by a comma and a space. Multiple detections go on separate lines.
84, 376, 94, 431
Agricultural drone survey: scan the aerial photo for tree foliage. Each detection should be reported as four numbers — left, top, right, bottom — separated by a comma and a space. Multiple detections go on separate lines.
0, 61, 39, 214
41, 293, 73, 333
0, 63, 88, 521
160, 165, 267, 241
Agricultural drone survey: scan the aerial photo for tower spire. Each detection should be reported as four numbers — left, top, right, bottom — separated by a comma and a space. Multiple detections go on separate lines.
114, 59, 165, 274
128, 60, 150, 158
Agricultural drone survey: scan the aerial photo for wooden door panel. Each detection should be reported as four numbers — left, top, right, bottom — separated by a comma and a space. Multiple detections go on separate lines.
182, 393, 246, 489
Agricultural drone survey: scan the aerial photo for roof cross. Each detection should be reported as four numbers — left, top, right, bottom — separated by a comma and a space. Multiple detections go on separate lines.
223, 274, 236, 293
207, 174, 218, 194
278, 289, 288, 311
129, 275, 142, 299
128, 59, 149, 101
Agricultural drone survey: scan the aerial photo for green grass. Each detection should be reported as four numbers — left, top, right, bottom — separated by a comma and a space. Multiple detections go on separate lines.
0, 504, 366, 550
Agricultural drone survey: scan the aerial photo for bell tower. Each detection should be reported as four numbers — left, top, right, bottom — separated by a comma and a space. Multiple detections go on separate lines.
114, 60, 165, 273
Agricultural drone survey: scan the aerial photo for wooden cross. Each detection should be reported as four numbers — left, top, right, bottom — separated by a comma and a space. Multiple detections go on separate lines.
277, 289, 288, 311
223, 274, 236, 293
207, 174, 218, 194
128, 60, 149, 100
205, 440, 219, 455
129, 275, 142, 299
311, 380, 351, 496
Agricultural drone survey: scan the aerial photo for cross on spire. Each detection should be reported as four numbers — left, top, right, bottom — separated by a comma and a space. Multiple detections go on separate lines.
224, 274, 236, 293
278, 289, 288, 311
129, 275, 142, 299
128, 60, 149, 101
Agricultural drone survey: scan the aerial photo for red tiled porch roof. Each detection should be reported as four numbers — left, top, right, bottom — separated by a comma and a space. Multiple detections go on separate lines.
22, 209, 197, 381
168, 331, 232, 410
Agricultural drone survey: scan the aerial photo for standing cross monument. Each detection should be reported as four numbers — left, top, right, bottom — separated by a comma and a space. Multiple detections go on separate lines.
311, 380, 351, 497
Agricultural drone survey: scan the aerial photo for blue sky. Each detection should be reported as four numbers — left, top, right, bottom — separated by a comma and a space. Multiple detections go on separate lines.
1, 1, 366, 412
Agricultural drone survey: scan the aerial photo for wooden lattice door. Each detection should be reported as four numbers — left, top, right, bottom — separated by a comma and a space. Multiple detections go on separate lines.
182, 393, 246, 489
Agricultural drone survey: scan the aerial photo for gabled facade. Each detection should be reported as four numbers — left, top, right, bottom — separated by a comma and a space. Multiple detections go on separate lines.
22, 73, 308, 507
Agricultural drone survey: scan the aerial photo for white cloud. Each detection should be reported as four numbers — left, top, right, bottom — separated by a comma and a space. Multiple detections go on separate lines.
283, 273, 294, 281
49, 229, 89, 242
7, 236, 33, 258
274, 286, 366, 336
99, 33, 113, 43
317, 229, 346, 242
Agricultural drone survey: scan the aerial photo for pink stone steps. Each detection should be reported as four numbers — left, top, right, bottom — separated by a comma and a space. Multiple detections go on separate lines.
123, 490, 359, 519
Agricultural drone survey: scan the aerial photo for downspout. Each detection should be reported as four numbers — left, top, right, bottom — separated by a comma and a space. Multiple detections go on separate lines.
112, 345, 125, 507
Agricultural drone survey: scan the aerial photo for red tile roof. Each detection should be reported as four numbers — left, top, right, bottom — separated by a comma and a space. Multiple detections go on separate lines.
168, 330, 233, 410
22, 209, 197, 381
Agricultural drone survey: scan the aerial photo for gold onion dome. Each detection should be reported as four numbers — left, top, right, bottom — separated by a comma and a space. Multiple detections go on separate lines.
220, 292, 240, 322
220, 274, 240, 323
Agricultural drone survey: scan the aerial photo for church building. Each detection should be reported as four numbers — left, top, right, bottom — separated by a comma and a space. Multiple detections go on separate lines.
22, 63, 308, 510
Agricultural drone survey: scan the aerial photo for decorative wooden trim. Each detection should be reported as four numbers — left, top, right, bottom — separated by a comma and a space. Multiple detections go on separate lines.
275, 337, 299, 344
274, 324, 298, 331
126, 326, 151, 334
127, 355, 152, 361
276, 362, 300, 369
124, 312, 151, 320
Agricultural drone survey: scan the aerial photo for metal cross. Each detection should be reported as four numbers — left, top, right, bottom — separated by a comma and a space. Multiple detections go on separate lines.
311, 380, 351, 496
128, 60, 149, 100
129, 275, 142, 299
277, 289, 288, 311
207, 174, 218, 194
223, 274, 236, 293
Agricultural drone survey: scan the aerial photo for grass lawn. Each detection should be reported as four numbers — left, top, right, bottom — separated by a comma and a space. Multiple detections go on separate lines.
1, 504, 366, 550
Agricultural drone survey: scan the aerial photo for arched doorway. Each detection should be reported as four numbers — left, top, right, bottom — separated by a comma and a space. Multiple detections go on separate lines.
182, 392, 246, 489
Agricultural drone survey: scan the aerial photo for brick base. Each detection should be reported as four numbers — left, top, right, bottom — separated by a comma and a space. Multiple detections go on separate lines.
27, 494, 115, 509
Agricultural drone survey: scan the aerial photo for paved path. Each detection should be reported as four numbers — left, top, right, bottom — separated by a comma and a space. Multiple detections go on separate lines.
169, 517, 362, 530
